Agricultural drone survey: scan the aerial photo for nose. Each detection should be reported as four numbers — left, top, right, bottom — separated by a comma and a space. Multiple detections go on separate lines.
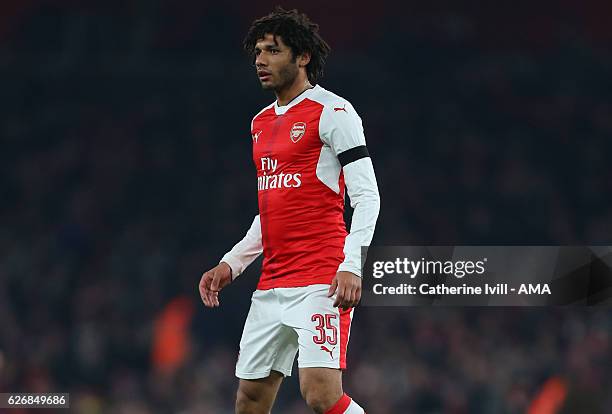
255, 53, 267, 68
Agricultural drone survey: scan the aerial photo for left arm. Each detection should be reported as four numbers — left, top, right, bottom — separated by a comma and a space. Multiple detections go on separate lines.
329, 154, 380, 309
319, 102, 380, 309
337, 154, 380, 277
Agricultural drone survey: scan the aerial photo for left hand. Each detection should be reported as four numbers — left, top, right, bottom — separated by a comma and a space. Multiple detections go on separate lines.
327, 271, 362, 310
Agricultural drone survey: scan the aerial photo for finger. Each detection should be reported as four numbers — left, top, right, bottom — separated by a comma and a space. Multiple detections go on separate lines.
206, 288, 217, 306
348, 284, 360, 309
354, 286, 362, 306
202, 292, 212, 308
207, 290, 218, 307
202, 282, 216, 308
342, 286, 355, 310
202, 285, 214, 307
205, 291, 214, 307
328, 278, 338, 297
210, 271, 221, 292
200, 285, 208, 306
333, 285, 342, 307
199, 276, 211, 307
200, 290, 209, 307
199, 272, 208, 288
344, 285, 358, 310
202, 272, 214, 290
334, 283, 346, 307
350, 286, 358, 308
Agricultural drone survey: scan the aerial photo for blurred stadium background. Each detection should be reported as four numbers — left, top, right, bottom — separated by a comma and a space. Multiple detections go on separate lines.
0, 1, 611, 413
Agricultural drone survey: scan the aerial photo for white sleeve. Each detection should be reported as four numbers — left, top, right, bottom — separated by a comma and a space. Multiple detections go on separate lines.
319, 102, 366, 154
320, 103, 380, 277
338, 158, 380, 276
220, 215, 263, 280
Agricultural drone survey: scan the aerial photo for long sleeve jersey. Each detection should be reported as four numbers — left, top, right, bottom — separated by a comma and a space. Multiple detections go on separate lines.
221, 84, 380, 289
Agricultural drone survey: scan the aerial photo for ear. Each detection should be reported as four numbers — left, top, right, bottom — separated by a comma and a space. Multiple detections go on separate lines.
298, 52, 311, 67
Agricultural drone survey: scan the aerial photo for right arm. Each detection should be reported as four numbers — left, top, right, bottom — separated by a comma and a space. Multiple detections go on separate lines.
199, 215, 263, 307
220, 214, 263, 279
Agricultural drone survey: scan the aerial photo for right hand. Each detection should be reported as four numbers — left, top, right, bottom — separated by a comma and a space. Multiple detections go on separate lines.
199, 262, 232, 308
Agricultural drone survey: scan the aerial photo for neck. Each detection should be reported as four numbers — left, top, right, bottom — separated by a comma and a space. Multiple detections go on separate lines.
275, 76, 313, 106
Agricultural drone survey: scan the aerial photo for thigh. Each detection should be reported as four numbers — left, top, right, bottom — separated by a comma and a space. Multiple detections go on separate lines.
237, 371, 285, 411
236, 289, 299, 379
282, 285, 354, 370
298, 367, 343, 407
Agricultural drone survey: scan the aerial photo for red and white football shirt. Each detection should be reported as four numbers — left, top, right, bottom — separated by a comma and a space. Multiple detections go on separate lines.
221, 84, 379, 289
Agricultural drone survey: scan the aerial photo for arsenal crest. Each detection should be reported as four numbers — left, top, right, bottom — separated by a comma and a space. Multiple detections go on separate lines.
290, 122, 306, 143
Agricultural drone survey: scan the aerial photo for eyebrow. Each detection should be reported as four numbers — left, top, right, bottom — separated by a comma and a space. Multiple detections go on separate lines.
254, 44, 281, 51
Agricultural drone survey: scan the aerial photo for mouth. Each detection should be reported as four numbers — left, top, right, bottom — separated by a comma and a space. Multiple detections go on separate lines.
258, 71, 272, 81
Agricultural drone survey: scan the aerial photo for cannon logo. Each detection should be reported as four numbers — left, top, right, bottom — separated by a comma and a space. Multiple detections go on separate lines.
290, 122, 306, 143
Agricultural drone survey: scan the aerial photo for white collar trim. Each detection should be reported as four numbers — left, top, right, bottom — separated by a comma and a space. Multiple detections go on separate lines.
274, 84, 320, 115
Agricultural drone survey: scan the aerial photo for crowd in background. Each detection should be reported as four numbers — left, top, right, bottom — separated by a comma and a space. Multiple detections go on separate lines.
0, 1, 611, 413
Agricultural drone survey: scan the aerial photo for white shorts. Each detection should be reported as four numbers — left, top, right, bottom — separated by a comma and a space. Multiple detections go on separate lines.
235, 284, 354, 379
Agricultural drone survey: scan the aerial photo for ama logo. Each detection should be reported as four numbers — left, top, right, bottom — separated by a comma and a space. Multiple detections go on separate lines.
518, 284, 551, 294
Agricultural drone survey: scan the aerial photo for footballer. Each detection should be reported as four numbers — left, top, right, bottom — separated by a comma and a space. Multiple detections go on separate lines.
199, 7, 379, 414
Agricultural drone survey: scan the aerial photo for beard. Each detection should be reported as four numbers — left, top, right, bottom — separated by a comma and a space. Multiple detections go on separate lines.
261, 62, 299, 91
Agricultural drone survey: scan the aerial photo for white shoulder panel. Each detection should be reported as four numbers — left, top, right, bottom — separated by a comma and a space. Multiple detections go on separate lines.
315, 145, 342, 194
308, 85, 350, 108
312, 86, 366, 156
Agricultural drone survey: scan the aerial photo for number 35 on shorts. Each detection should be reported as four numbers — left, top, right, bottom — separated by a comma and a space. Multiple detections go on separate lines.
311, 313, 337, 345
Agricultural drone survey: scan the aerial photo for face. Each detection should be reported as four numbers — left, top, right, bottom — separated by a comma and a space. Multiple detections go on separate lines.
254, 34, 302, 91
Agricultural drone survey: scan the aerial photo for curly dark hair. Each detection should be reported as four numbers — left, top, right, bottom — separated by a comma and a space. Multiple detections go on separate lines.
243, 7, 331, 85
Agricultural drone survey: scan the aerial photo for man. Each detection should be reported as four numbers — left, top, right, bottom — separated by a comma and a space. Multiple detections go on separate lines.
199, 7, 379, 414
